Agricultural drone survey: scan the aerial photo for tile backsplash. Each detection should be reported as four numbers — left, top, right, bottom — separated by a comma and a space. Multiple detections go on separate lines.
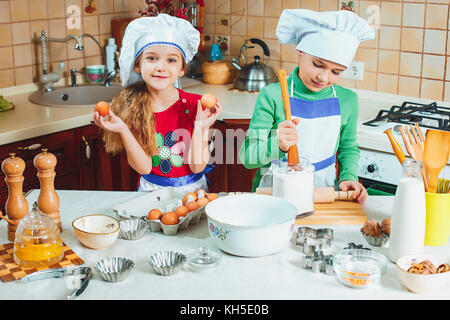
1, 0, 449, 102
0, 0, 145, 88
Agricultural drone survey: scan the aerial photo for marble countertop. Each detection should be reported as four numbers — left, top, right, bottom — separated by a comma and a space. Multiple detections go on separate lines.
1, 189, 449, 300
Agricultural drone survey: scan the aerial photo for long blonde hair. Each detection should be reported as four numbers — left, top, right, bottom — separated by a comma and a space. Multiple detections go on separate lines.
102, 51, 187, 156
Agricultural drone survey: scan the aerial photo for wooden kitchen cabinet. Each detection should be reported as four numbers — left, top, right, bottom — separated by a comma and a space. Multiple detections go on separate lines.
206, 119, 257, 193
78, 124, 138, 192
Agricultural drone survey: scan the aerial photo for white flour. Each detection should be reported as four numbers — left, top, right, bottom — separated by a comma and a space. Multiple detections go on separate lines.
273, 165, 315, 214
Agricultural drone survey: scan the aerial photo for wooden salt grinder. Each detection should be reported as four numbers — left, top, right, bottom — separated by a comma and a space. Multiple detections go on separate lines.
33, 149, 62, 231
1, 153, 29, 242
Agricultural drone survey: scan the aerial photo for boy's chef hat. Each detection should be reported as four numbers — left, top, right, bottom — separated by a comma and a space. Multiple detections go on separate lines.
119, 14, 200, 87
276, 9, 375, 68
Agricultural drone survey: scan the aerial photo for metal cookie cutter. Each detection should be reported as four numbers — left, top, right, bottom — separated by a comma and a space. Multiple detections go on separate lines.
296, 227, 334, 254
295, 227, 335, 275
299, 250, 335, 275
344, 242, 371, 251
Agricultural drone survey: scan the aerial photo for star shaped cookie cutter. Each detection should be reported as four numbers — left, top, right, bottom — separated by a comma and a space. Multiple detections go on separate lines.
295, 227, 335, 275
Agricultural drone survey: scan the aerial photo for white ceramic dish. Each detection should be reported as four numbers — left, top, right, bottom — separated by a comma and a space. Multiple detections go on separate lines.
396, 254, 450, 294
72, 214, 120, 250
205, 194, 298, 257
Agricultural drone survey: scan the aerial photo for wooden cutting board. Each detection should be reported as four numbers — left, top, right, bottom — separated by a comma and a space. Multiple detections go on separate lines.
296, 200, 367, 225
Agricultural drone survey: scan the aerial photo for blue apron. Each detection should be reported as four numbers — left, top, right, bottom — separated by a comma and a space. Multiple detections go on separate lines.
138, 164, 214, 192
290, 79, 341, 187
258, 79, 341, 188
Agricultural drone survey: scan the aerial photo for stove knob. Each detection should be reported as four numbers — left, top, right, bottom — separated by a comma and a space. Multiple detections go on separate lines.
367, 163, 378, 174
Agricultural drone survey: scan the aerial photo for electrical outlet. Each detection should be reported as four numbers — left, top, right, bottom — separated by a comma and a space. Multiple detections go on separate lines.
341, 61, 364, 80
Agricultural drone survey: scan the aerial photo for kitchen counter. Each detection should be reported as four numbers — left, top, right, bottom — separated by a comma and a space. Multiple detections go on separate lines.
2, 78, 449, 157
1, 189, 449, 300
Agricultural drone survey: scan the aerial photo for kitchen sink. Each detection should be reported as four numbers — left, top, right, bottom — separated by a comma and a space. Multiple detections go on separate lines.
28, 85, 123, 107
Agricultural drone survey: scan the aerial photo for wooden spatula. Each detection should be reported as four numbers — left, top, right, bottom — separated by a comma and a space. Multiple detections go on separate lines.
278, 69, 299, 166
423, 129, 450, 193
399, 123, 429, 191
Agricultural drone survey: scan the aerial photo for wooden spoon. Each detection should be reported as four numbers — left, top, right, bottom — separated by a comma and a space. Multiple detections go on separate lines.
278, 69, 299, 166
423, 129, 450, 193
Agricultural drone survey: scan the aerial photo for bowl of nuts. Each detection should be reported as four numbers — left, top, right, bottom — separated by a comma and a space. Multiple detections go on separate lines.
396, 254, 450, 294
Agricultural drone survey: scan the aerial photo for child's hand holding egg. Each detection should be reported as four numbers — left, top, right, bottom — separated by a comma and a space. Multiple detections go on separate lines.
200, 93, 217, 109
95, 100, 110, 117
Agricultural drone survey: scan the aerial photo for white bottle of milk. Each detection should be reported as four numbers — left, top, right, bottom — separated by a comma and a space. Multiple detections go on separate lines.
389, 159, 426, 263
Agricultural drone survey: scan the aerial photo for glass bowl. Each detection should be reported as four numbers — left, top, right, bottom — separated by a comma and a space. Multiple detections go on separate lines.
333, 249, 388, 289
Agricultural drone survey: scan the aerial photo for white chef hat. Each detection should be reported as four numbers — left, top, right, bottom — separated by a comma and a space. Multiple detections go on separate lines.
276, 9, 375, 68
119, 14, 200, 87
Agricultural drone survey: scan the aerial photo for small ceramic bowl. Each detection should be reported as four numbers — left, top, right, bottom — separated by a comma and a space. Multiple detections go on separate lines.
95, 257, 135, 282
396, 254, 450, 294
72, 214, 120, 249
148, 251, 186, 276
119, 218, 149, 240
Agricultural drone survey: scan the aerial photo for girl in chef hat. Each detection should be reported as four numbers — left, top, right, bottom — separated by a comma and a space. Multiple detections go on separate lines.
93, 14, 222, 193
239, 9, 375, 204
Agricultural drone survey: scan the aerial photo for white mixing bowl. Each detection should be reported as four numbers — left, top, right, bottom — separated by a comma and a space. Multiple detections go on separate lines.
205, 194, 298, 257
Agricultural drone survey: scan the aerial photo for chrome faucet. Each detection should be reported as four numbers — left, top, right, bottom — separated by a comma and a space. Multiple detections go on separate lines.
35, 30, 84, 91
35, 30, 115, 90
79, 33, 116, 86
35, 30, 83, 91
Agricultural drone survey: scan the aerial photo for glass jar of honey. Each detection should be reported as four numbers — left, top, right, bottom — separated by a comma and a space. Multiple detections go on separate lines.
13, 202, 63, 268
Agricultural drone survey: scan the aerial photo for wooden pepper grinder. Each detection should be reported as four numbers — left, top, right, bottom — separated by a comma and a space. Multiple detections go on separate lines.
1, 153, 29, 242
33, 149, 62, 231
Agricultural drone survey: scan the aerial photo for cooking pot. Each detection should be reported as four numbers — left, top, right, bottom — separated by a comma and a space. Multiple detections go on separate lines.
232, 38, 278, 92
205, 194, 298, 257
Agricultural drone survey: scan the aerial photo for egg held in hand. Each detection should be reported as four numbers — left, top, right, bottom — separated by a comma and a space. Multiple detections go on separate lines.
200, 93, 217, 109
95, 100, 110, 117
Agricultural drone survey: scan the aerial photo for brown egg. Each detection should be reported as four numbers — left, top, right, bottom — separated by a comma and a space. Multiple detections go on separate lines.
200, 93, 217, 109
197, 197, 209, 207
161, 212, 179, 225
182, 192, 197, 206
195, 188, 207, 198
147, 208, 163, 220
174, 205, 189, 217
206, 193, 219, 202
186, 200, 200, 212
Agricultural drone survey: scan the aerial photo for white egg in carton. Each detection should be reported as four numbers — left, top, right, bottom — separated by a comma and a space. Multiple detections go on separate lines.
112, 188, 225, 236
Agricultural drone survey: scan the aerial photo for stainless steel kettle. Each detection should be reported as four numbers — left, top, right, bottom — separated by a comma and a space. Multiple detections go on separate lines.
232, 38, 278, 92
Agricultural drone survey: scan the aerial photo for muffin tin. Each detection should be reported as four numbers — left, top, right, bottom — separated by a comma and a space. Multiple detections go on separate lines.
148, 251, 186, 276
113, 188, 229, 236
94, 257, 135, 282
119, 218, 149, 240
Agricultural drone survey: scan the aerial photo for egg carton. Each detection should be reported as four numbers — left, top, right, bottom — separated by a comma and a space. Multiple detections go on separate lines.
112, 188, 230, 236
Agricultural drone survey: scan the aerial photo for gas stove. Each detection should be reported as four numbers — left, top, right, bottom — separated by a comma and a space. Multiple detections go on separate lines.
362, 101, 450, 133
357, 100, 450, 192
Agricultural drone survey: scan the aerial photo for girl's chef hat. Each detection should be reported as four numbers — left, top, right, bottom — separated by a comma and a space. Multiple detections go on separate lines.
119, 14, 200, 87
276, 9, 375, 68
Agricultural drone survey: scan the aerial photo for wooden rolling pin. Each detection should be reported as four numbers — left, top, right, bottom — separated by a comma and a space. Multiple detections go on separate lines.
313, 187, 355, 203
278, 69, 299, 166
256, 187, 355, 203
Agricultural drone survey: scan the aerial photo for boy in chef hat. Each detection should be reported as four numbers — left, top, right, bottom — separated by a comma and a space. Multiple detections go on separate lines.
239, 9, 374, 204
93, 14, 222, 193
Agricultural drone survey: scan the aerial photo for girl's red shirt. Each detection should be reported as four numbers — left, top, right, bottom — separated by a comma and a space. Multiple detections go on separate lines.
151, 88, 203, 177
